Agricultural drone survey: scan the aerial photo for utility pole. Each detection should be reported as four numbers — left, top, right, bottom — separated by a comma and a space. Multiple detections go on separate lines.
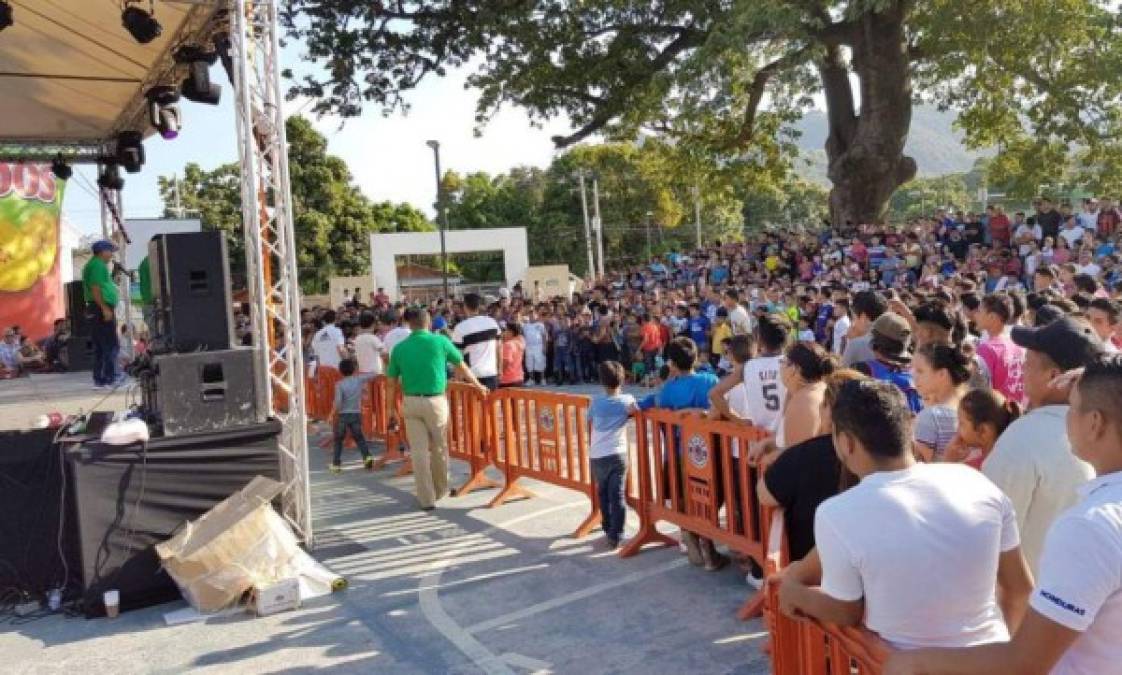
591, 177, 605, 279
576, 170, 595, 280
425, 140, 450, 300
172, 174, 185, 218
691, 184, 701, 250
645, 211, 653, 261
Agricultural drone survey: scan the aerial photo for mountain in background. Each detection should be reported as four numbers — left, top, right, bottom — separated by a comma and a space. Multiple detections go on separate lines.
792, 105, 990, 184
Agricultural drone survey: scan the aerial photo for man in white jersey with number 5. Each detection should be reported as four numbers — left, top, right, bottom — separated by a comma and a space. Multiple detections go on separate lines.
742, 313, 792, 436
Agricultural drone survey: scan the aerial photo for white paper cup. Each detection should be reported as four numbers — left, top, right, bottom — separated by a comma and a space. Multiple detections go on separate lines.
103, 590, 120, 618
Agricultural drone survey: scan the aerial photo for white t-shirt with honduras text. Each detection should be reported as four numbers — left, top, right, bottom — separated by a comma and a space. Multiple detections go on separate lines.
1029, 472, 1122, 675
816, 463, 1020, 650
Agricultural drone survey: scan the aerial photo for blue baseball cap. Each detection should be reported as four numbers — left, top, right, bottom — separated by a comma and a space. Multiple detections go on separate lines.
91, 239, 117, 254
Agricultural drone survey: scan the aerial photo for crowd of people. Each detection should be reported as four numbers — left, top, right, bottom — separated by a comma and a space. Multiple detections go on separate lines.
300, 197, 1121, 674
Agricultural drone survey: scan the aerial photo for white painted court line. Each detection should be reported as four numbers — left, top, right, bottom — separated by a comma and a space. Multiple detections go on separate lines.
465, 557, 688, 635
417, 500, 587, 675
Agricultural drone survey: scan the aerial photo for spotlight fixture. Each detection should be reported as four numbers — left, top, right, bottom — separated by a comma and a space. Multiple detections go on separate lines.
122, 1, 161, 44
50, 156, 72, 181
0, 2, 13, 33
115, 131, 145, 173
97, 163, 125, 191
146, 86, 181, 139
175, 45, 221, 105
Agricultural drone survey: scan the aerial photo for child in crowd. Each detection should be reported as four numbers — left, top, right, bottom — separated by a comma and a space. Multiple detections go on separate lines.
586, 361, 638, 550
944, 387, 1021, 469
329, 358, 375, 473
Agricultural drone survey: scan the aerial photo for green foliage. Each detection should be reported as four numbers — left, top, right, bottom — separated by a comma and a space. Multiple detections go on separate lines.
159, 116, 433, 293
283, 0, 1122, 222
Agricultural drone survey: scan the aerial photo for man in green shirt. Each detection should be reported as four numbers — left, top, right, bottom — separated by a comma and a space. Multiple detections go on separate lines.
386, 307, 488, 510
81, 240, 121, 388
137, 255, 154, 335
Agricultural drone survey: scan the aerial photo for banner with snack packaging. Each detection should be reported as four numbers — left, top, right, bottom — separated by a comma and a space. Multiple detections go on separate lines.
0, 162, 65, 341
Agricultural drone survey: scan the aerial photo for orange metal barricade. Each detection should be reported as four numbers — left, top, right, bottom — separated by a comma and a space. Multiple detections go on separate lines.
446, 382, 501, 496
487, 388, 600, 538
367, 376, 412, 476
307, 365, 341, 420
619, 409, 771, 618
762, 509, 892, 675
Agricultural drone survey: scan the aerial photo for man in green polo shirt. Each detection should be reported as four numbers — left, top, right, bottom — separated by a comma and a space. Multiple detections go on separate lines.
137, 255, 155, 335
386, 307, 489, 510
81, 239, 121, 388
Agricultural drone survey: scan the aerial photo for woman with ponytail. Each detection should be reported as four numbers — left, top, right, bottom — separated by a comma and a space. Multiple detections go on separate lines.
912, 343, 973, 461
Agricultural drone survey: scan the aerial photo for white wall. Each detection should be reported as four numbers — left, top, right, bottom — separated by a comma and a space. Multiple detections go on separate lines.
370, 227, 529, 301
123, 218, 201, 269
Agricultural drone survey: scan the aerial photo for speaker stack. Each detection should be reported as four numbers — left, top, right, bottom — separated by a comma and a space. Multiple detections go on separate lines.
136, 231, 268, 437
148, 231, 235, 352
64, 280, 95, 372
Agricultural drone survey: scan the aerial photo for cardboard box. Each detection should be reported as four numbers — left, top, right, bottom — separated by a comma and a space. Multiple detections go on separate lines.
156, 476, 298, 612
251, 577, 301, 616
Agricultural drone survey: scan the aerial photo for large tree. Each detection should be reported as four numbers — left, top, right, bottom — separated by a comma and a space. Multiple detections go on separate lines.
282, 1, 1121, 226
159, 116, 433, 292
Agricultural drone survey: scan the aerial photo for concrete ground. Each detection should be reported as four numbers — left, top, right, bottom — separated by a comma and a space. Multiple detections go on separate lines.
1, 374, 770, 674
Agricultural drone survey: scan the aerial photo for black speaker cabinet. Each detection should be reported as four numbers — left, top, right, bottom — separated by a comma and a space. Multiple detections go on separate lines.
64, 335, 95, 372
144, 348, 265, 436
149, 231, 234, 352
65, 280, 92, 337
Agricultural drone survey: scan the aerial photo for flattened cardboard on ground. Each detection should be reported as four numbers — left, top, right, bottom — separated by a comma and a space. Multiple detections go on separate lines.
155, 476, 298, 612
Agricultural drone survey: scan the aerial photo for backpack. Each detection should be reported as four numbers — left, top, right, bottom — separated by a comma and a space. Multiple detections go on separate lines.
864, 360, 923, 414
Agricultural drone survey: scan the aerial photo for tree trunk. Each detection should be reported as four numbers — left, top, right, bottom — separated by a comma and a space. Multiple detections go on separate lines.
819, 4, 917, 227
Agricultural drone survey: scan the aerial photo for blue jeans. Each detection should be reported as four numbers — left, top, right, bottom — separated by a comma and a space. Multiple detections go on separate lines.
553, 348, 573, 382
333, 412, 371, 465
591, 454, 627, 541
89, 306, 119, 386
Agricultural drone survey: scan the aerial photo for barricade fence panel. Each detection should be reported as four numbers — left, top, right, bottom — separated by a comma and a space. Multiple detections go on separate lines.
445, 382, 501, 495
762, 508, 892, 675
487, 388, 599, 537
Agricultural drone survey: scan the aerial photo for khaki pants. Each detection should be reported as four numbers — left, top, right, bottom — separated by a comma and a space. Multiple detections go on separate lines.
402, 395, 450, 508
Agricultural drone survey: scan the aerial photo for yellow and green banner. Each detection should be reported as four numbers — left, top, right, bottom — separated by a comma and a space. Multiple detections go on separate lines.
0, 163, 65, 340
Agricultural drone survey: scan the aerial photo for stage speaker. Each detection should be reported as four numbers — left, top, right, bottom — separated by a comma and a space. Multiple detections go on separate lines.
149, 231, 233, 352
144, 348, 265, 436
64, 335, 95, 372
65, 280, 92, 337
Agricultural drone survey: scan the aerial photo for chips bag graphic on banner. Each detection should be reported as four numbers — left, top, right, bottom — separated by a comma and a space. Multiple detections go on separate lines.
0, 163, 63, 292
0, 163, 66, 339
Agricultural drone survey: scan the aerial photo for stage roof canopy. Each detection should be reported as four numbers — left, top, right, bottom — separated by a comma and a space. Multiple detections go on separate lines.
0, 0, 219, 148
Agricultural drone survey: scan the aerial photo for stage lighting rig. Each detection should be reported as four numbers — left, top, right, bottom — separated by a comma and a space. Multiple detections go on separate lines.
97, 163, 125, 192
174, 45, 221, 105
146, 86, 181, 139
0, 2, 13, 33
115, 131, 145, 173
122, 1, 161, 44
50, 156, 72, 181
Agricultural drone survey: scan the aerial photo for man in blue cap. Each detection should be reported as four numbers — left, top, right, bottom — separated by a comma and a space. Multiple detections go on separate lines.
82, 240, 122, 388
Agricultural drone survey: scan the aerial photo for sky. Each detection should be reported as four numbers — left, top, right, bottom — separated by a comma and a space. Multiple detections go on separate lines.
62, 59, 574, 236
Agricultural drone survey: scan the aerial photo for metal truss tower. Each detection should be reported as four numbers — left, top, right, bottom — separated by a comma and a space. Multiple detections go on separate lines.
229, 0, 312, 545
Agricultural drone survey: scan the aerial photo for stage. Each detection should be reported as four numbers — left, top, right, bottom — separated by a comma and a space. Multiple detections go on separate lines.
0, 373, 131, 431
0, 415, 771, 674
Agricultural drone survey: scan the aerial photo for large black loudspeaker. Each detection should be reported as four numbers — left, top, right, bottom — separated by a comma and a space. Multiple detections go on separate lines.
65, 335, 95, 372
149, 231, 233, 352
65, 280, 91, 337
142, 348, 265, 436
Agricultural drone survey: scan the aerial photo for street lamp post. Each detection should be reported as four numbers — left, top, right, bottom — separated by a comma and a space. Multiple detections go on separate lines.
425, 140, 450, 300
